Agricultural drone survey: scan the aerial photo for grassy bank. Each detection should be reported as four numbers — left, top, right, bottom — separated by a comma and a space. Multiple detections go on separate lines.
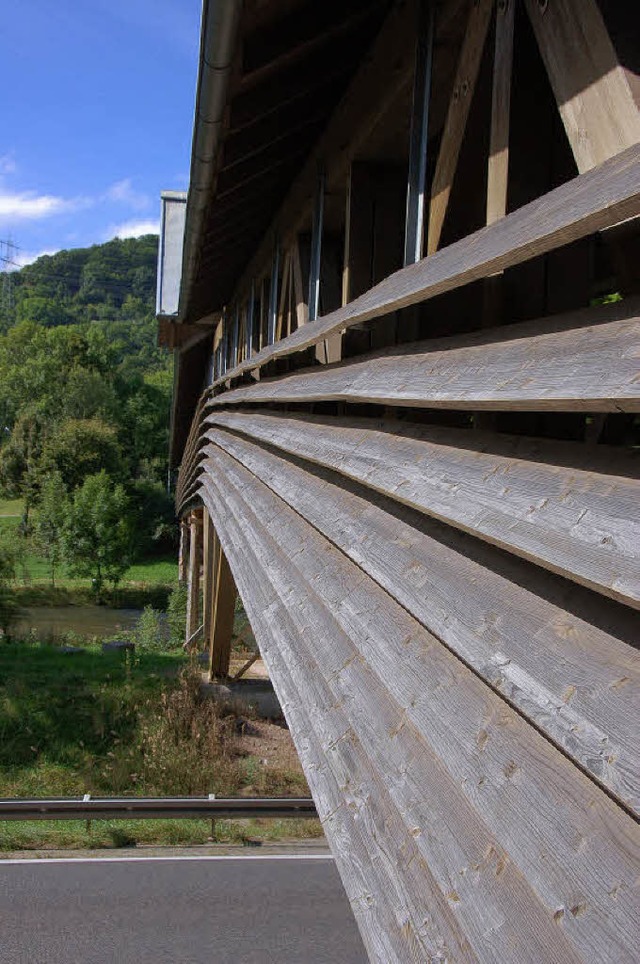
0, 639, 317, 852
0, 497, 176, 604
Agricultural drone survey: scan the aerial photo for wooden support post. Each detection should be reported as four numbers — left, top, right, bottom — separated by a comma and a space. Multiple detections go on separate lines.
482, 0, 515, 333
245, 282, 255, 360
427, 0, 493, 255
201, 510, 217, 653
524, 0, 640, 174
308, 170, 324, 323
208, 545, 237, 681
178, 519, 189, 584
291, 238, 308, 330
486, 0, 515, 227
185, 510, 203, 646
230, 306, 240, 369
267, 243, 280, 345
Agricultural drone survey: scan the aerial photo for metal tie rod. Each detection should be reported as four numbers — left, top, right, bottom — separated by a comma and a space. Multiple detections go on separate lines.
0, 797, 317, 822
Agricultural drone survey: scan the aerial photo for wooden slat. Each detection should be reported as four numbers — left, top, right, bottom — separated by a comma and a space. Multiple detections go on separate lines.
206, 298, 640, 413
205, 410, 640, 608
427, 0, 493, 254
199, 447, 640, 963
204, 424, 640, 811
210, 143, 640, 384
524, 0, 640, 174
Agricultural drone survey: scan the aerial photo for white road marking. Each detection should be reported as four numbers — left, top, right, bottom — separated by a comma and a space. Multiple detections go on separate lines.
0, 853, 334, 866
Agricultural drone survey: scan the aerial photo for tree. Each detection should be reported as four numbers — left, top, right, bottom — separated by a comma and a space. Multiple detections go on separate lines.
41, 418, 124, 492
62, 471, 134, 595
33, 472, 68, 587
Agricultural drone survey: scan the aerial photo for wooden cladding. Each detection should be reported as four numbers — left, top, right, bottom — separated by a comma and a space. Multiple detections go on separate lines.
195, 440, 639, 963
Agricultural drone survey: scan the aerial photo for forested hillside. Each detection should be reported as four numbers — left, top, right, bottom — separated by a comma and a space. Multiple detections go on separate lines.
0, 236, 175, 590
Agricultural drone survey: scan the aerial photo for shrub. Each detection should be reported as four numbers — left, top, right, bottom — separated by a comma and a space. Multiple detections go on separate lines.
133, 605, 164, 651
136, 668, 243, 796
166, 582, 187, 648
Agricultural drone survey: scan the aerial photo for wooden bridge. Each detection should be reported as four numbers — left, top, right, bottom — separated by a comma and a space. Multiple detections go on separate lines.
157, 1, 639, 959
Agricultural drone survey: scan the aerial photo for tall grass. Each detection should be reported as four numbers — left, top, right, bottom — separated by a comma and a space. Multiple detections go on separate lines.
0, 641, 314, 851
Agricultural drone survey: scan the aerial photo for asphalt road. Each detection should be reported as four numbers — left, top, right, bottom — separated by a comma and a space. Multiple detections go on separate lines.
0, 854, 368, 964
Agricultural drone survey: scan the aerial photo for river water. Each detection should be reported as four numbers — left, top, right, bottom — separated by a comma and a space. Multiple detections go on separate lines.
16, 606, 142, 641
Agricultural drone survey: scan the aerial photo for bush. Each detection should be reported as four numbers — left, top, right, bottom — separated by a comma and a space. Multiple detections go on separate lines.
133, 605, 164, 651
166, 582, 187, 648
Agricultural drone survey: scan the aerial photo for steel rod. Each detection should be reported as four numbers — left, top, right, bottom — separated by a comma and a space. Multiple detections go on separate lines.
403, 0, 435, 266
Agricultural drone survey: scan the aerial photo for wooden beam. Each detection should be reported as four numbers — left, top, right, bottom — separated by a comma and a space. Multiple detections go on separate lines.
185, 510, 202, 645
205, 424, 639, 812
524, 0, 640, 173
201, 510, 217, 651
486, 0, 515, 225
206, 298, 640, 414
427, 0, 493, 255
211, 142, 640, 383
208, 544, 237, 680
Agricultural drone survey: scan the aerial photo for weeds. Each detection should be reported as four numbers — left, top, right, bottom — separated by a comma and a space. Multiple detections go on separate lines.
0, 643, 311, 850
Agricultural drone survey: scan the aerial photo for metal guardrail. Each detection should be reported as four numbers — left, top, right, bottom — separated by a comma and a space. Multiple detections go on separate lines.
0, 796, 317, 822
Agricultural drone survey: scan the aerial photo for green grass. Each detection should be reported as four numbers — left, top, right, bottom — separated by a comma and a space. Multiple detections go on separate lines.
0, 817, 323, 855
0, 499, 22, 518
0, 506, 177, 594
0, 641, 315, 852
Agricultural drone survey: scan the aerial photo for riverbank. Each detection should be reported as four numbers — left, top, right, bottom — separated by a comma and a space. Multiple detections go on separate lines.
0, 639, 317, 852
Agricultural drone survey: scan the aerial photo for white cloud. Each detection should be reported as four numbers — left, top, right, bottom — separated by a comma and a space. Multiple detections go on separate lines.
105, 178, 151, 212
0, 191, 89, 223
107, 218, 160, 239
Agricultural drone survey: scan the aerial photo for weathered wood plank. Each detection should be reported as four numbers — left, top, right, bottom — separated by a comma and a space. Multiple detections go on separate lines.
206, 298, 640, 413
427, 0, 493, 253
204, 424, 640, 811
210, 143, 640, 383
524, 0, 640, 174
206, 409, 640, 607
200, 448, 640, 963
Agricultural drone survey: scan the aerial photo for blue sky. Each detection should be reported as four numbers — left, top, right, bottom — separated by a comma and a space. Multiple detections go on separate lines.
1, 0, 202, 267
